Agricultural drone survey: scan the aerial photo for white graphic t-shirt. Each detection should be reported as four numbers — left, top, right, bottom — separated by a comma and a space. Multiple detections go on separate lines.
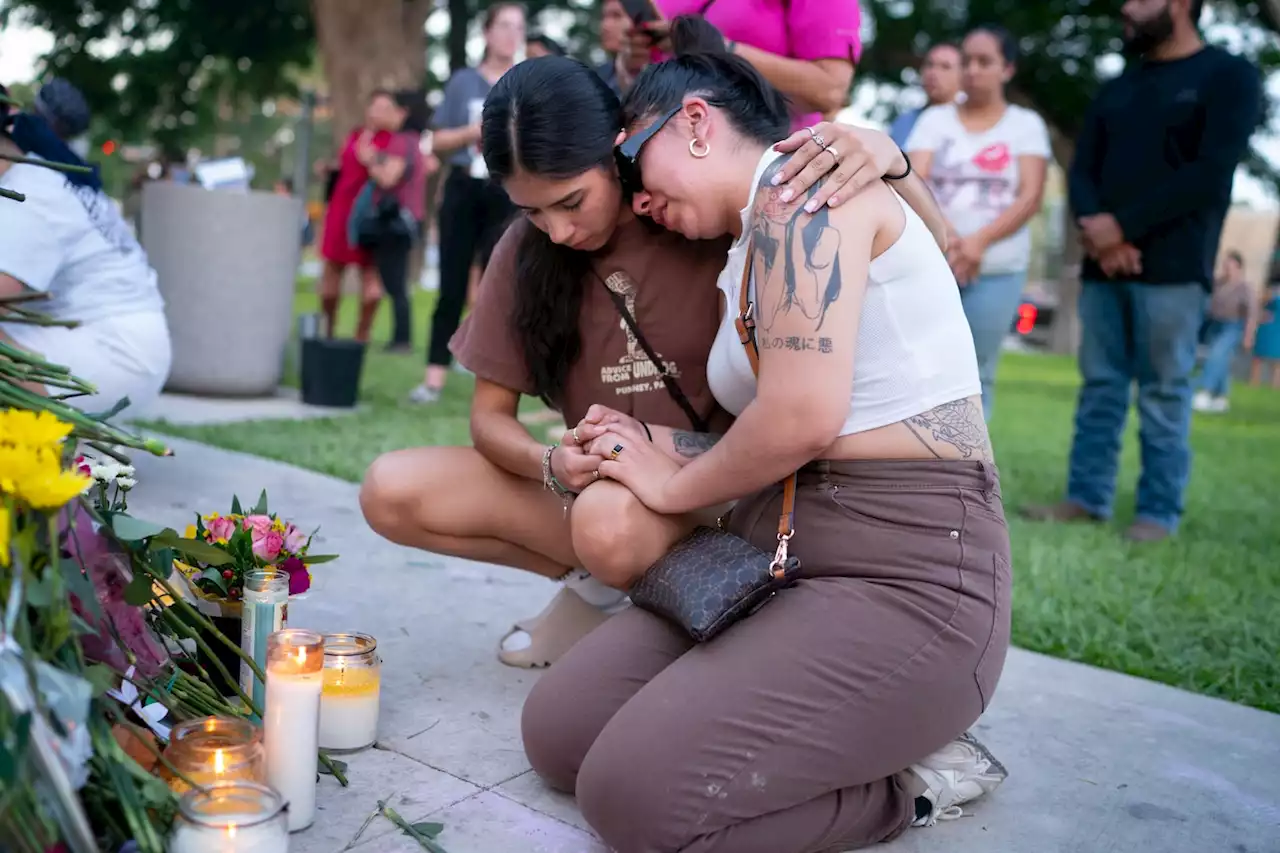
0, 160, 163, 324
906, 103, 1051, 276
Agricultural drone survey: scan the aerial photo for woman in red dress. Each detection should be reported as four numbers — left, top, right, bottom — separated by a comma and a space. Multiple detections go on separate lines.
319, 91, 407, 341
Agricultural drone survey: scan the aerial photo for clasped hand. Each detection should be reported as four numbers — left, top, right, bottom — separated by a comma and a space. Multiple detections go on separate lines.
559, 405, 681, 513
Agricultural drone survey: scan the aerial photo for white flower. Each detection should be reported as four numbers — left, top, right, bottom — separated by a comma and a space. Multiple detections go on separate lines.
116, 476, 136, 491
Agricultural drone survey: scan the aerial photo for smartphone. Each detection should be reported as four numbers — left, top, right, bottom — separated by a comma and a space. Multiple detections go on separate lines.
619, 0, 662, 27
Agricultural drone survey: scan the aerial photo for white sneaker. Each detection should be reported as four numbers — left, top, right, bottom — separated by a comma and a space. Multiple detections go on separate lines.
1210, 396, 1230, 413
1192, 391, 1214, 412
910, 732, 1008, 827
408, 384, 440, 404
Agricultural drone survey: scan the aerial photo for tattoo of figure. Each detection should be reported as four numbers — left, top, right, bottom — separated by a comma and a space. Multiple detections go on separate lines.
904, 400, 993, 463
748, 155, 843, 336
671, 431, 722, 459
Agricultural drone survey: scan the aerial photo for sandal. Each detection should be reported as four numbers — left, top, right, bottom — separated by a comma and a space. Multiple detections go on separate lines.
498, 586, 612, 669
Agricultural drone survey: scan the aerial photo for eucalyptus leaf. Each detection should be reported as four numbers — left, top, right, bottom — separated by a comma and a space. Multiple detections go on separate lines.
61, 558, 102, 621
301, 554, 338, 565
163, 535, 233, 567
410, 822, 445, 839
84, 664, 117, 697
111, 514, 167, 541
251, 489, 268, 516
122, 572, 155, 606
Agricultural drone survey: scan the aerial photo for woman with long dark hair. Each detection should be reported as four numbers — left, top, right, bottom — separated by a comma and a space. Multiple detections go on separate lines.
519, 17, 1012, 851
359, 54, 937, 669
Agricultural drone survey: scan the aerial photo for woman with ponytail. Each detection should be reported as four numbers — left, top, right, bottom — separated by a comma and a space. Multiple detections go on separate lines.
519, 16, 1013, 851
359, 45, 937, 670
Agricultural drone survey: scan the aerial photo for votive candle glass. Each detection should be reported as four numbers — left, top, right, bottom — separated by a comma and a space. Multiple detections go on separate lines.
263, 628, 323, 832
168, 781, 288, 853
161, 717, 265, 796
240, 570, 290, 719
318, 633, 380, 753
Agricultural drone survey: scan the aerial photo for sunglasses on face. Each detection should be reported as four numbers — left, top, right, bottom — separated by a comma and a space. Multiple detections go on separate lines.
613, 105, 681, 196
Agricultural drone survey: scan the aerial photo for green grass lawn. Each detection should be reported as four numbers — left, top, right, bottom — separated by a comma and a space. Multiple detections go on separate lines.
140, 289, 1280, 713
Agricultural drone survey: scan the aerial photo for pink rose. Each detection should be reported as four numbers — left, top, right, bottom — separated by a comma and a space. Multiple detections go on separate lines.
242, 515, 273, 535
281, 556, 310, 595
252, 529, 285, 562
205, 515, 238, 544
282, 524, 307, 555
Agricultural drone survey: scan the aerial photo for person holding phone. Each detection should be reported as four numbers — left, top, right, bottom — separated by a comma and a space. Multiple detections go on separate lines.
618, 0, 861, 131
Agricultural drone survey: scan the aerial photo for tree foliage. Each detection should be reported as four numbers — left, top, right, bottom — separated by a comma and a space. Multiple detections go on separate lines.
858, 0, 1280, 188
0, 0, 313, 148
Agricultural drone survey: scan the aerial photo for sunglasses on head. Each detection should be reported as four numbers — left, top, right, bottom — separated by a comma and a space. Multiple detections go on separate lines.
613, 105, 681, 196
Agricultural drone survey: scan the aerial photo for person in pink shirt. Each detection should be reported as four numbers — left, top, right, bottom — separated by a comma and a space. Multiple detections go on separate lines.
620, 0, 861, 130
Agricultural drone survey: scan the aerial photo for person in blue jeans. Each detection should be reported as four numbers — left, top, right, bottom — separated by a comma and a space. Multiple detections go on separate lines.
906, 26, 1051, 421
1194, 251, 1254, 413
1022, 0, 1263, 542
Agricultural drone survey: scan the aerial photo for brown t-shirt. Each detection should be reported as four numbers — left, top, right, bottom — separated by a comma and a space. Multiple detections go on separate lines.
450, 216, 734, 432
1208, 277, 1253, 323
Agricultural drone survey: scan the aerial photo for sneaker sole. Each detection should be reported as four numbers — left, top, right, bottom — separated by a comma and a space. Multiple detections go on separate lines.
958, 732, 1008, 780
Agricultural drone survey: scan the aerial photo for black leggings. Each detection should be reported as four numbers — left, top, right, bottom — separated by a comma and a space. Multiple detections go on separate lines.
428, 169, 516, 367
376, 232, 414, 346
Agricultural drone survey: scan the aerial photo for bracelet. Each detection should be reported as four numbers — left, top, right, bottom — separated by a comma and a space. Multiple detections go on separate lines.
884, 149, 912, 181
641, 422, 654, 442
541, 444, 573, 499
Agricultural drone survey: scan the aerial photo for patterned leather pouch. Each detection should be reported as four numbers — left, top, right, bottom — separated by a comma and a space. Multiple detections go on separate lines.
629, 238, 801, 642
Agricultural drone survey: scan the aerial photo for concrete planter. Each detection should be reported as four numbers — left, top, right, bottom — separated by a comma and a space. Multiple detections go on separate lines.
141, 182, 301, 396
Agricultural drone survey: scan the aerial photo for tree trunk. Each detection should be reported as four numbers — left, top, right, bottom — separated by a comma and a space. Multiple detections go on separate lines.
311, 0, 432, 146
1047, 129, 1082, 355
448, 0, 471, 72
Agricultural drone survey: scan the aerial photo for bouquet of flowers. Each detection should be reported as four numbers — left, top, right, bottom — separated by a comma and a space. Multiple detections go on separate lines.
175, 492, 336, 614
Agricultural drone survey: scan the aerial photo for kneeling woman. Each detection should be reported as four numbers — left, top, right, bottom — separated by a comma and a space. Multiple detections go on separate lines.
521, 18, 1013, 852
359, 56, 938, 668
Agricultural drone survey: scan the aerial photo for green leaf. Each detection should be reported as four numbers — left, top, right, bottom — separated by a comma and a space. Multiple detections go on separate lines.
111, 514, 167, 541
410, 823, 444, 839
251, 489, 268, 516
161, 534, 233, 567
198, 567, 229, 596
61, 558, 102, 620
230, 495, 243, 515
301, 554, 338, 565
70, 612, 99, 636
84, 664, 118, 697
149, 546, 175, 579
25, 571, 56, 607
123, 571, 155, 606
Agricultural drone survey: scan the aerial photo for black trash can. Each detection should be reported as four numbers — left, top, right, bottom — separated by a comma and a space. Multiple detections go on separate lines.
300, 338, 367, 408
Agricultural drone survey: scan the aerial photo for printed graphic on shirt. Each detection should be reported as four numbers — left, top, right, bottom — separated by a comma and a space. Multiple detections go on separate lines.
929, 138, 1016, 213
67, 180, 147, 259
599, 271, 683, 397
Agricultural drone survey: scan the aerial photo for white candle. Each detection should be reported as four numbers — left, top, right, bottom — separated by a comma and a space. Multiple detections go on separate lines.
168, 781, 288, 853
263, 629, 323, 832
318, 634, 380, 753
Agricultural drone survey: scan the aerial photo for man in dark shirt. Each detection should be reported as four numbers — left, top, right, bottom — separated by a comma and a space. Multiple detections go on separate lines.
1023, 0, 1262, 541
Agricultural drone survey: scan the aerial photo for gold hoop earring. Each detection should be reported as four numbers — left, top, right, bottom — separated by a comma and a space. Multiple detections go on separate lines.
689, 138, 711, 159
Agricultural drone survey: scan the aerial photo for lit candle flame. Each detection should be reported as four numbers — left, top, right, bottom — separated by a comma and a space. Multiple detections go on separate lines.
227, 823, 237, 839
337, 657, 346, 687
213, 749, 225, 776
296, 646, 307, 667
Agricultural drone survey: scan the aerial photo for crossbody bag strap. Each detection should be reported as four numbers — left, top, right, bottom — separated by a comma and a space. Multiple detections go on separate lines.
595, 270, 711, 433
732, 239, 797, 570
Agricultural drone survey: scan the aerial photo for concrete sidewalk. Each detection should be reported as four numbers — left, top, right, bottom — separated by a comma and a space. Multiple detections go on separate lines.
128, 437, 1280, 853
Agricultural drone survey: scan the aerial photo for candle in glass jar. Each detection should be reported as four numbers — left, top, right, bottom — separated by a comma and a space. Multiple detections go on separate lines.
318, 633, 380, 753
162, 717, 265, 796
168, 781, 288, 853
241, 570, 290, 719
263, 629, 323, 832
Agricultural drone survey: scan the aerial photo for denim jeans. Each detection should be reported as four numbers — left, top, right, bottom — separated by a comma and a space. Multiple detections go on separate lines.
1196, 319, 1245, 397
959, 271, 1028, 421
1066, 280, 1205, 532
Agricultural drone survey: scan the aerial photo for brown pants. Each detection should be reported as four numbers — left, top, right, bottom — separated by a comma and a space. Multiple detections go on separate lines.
522, 460, 1013, 853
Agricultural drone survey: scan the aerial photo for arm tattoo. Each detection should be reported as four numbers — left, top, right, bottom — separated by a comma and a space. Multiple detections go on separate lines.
904, 400, 993, 463
749, 155, 843, 337
671, 431, 722, 459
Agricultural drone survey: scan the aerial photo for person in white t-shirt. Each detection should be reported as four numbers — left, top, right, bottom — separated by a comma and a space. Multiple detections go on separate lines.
906, 25, 1051, 420
0, 130, 171, 414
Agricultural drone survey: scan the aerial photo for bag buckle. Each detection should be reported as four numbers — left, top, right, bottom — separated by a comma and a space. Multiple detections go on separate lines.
769, 531, 793, 579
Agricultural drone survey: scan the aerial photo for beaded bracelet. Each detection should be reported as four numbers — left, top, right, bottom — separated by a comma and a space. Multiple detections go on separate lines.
541, 444, 574, 517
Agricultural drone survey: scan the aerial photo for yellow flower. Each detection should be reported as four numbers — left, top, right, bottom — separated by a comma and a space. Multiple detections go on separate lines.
0, 408, 75, 450
0, 504, 10, 567
17, 468, 92, 510
184, 524, 197, 539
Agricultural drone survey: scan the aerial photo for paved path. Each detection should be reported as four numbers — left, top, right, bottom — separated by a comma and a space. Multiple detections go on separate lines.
128, 436, 1280, 853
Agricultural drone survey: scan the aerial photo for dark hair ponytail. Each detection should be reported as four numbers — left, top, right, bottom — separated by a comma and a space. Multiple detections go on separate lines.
481, 56, 622, 407
622, 15, 790, 145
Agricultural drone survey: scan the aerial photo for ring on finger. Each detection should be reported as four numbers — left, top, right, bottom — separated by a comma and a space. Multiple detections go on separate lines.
592, 469, 600, 480
571, 426, 581, 444
805, 125, 819, 141
825, 146, 839, 161
609, 443, 624, 460
811, 132, 827, 149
